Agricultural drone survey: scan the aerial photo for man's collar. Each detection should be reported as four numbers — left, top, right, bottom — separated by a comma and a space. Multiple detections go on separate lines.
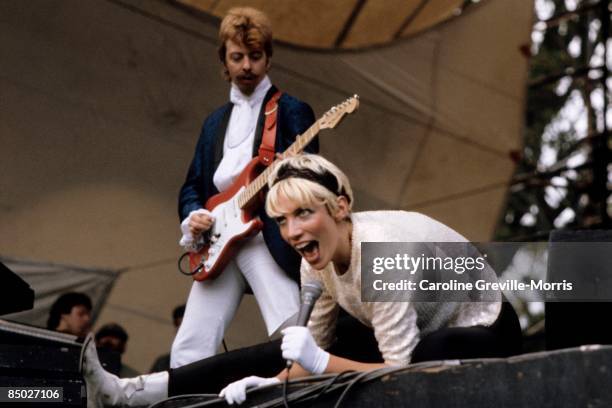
230, 75, 272, 107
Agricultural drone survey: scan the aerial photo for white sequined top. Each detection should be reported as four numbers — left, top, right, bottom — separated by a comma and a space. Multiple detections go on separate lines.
303, 211, 501, 366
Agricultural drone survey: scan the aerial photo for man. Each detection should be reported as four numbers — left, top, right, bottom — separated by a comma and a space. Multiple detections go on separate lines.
47, 292, 92, 338
173, 6, 318, 368
95, 323, 140, 377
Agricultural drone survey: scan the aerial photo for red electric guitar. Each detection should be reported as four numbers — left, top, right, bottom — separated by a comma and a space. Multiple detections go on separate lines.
184, 95, 359, 281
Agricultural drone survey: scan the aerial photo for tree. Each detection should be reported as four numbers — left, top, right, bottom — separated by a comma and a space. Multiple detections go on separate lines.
496, 0, 610, 241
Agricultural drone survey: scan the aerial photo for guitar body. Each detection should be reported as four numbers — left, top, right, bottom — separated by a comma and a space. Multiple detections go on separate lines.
184, 95, 359, 281
189, 158, 265, 281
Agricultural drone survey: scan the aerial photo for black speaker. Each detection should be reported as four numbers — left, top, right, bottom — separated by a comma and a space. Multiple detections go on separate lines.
545, 230, 612, 350
0, 261, 34, 315
0, 343, 84, 407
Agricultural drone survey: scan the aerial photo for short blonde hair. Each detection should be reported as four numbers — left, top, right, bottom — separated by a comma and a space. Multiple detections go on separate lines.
218, 7, 273, 63
266, 154, 353, 218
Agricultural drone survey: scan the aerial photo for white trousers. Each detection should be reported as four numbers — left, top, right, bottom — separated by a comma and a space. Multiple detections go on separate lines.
170, 232, 300, 368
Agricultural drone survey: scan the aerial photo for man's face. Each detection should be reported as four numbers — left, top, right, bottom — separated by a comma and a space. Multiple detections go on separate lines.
224, 39, 270, 95
59, 305, 91, 337
97, 335, 126, 354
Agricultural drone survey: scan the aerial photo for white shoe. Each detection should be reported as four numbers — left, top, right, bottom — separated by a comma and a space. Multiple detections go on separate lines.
80, 333, 169, 407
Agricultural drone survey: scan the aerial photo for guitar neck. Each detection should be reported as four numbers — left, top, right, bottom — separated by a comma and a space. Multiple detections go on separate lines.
238, 121, 321, 209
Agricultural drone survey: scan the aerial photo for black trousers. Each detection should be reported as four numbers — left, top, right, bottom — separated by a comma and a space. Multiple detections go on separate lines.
169, 303, 522, 396
168, 309, 381, 396
411, 301, 522, 363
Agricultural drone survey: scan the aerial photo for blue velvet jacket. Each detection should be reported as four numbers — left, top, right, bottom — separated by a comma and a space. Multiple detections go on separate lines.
178, 86, 318, 284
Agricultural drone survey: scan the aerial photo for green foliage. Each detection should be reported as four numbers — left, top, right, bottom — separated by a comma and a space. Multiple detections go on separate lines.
495, 0, 609, 241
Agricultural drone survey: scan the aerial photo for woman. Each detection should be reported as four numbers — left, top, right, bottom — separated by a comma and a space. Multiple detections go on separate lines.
219, 154, 522, 404
81, 154, 521, 407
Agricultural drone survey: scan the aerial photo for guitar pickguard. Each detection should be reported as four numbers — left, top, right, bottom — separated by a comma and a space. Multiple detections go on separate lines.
190, 187, 262, 280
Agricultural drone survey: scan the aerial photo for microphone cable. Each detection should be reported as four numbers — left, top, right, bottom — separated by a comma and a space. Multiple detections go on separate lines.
282, 367, 290, 408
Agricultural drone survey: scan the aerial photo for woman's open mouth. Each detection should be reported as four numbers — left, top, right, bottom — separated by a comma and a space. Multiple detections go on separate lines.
295, 241, 320, 264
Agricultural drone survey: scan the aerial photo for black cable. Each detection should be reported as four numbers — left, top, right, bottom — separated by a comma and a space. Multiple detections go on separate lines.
162, 394, 229, 408
311, 371, 355, 402
147, 393, 220, 408
259, 381, 343, 408
332, 370, 371, 408
275, 372, 363, 408
257, 377, 335, 408
280, 368, 348, 407
178, 252, 200, 276
259, 372, 362, 408
282, 371, 290, 408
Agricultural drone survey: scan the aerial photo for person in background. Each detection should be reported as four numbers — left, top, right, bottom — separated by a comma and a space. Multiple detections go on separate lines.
95, 323, 140, 378
149, 305, 185, 373
47, 292, 92, 338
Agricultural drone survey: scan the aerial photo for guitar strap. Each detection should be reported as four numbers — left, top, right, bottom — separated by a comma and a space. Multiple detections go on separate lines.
257, 90, 282, 167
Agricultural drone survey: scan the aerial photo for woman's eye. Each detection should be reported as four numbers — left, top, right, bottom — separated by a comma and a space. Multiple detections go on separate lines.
298, 209, 312, 217
275, 217, 286, 225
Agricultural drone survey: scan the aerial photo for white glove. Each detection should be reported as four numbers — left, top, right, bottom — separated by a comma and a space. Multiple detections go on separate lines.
179, 209, 213, 251
219, 376, 280, 405
281, 326, 330, 375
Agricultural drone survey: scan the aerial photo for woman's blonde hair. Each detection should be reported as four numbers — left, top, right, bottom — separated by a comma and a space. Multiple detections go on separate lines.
266, 154, 353, 218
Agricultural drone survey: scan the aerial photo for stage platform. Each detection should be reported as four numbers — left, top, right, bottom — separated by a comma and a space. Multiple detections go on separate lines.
152, 344, 612, 408
1, 319, 611, 407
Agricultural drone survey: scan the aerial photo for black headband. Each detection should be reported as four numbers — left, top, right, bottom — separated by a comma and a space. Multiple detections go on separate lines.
273, 165, 351, 203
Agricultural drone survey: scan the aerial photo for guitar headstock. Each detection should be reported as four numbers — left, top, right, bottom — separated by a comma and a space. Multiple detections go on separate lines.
319, 95, 359, 130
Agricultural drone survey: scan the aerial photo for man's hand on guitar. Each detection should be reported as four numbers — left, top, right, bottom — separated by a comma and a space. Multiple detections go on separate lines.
188, 211, 214, 235
179, 209, 215, 251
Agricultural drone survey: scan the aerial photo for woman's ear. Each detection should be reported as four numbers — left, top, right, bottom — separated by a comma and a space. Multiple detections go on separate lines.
333, 196, 350, 221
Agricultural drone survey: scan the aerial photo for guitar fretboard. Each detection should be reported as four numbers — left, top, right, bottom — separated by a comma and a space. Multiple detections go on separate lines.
237, 121, 321, 209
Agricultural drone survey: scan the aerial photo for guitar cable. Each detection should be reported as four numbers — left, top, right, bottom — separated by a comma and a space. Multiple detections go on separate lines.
177, 252, 201, 276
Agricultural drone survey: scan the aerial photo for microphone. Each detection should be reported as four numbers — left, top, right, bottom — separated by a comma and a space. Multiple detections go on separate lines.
286, 281, 323, 368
